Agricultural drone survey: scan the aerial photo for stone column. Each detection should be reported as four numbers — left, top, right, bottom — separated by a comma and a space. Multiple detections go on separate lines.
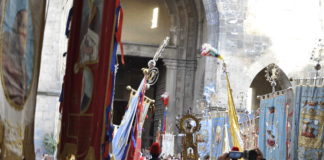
162, 59, 185, 154
201, 0, 220, 98
183, 60, 197, 111
162, 59, 180, 135
162, 59, 197, 154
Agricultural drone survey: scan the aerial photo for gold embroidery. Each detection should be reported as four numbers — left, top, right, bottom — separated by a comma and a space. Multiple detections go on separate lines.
0, 121, 24, 159
298, 104, 324, 148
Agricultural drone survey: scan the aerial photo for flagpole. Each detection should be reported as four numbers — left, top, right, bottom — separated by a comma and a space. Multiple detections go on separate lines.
223, 62, 243, 151
133, 37, 170, 159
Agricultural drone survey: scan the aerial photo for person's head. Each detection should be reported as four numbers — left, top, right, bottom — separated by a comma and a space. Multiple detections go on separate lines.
13, 10, 28, 54
150, 142, 161, 158
204, 155, 210, 160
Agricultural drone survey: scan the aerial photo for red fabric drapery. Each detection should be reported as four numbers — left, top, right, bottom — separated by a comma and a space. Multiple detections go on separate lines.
58, 0, 117, 159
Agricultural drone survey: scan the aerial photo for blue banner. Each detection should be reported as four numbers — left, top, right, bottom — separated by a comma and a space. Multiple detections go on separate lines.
292, 86, 324, 160
112, 80, 144, 160
209, 116, 233, 159
197, 120, 211, 158
259, 94, 287, 160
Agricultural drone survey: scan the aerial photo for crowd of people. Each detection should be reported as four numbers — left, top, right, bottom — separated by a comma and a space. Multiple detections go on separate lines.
141, 143, 265, 160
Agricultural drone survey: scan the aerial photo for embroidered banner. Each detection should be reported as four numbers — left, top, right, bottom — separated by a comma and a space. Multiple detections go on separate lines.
197, 120, 211, 159
210, 117, 228, 159
238, 113, 258, 150
0, 0, 46, 159
258, 93, 289, 160
57, 0, 116, 159
161, 133, 174, 156
292, 86, 324, 160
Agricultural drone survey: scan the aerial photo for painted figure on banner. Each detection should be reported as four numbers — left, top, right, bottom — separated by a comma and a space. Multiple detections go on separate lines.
1, 0, 34, 108
266, 106, 276, 148
74, 0, 102, 73
59, 0, 104, 159
80, 67, 93, 112
197, 120, 210, 159
210, 117, 226, 159
298, 101, 324, 148
196, 132, 206, 143
214, 126, 222, 144
74, 0, 103, 158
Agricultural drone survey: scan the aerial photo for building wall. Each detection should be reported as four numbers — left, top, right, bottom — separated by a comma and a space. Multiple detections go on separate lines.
34, 0, 72, 158
203, 0, 324, 111
122, 0, 171, 45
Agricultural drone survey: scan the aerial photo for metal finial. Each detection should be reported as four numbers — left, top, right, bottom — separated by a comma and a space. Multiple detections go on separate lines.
265, 63, 279, 93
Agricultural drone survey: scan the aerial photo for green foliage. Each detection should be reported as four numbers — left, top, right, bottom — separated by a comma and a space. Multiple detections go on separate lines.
42, 133, 56, 155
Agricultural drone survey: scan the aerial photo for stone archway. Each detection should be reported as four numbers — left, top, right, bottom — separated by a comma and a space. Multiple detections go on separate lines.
249, 63, 292, 111
160, 0, 201, 133
117, 0, 204, 153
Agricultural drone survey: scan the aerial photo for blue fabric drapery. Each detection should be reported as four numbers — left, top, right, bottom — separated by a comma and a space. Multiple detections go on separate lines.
112, 80, 145, 160
259, 94, 288, 160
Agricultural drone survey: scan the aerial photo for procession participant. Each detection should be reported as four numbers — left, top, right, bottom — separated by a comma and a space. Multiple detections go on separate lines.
150, 142, 161, 160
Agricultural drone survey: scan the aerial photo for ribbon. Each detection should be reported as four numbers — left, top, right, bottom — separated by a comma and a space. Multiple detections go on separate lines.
65, 8, 73, 38
103, 17, 119, 160
131, 126, 137, 148
115, 1, 125, 64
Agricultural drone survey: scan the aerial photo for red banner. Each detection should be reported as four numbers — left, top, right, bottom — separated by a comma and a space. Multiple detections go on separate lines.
57, 0, 116, 159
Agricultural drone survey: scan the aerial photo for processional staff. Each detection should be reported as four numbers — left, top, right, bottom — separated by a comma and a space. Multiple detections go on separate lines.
112, 37, 170, 160
132, 36, 170, 158
125, 37, 170, 93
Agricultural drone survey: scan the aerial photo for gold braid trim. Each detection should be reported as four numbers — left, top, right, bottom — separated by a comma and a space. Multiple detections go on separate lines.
58, 143, 77, 160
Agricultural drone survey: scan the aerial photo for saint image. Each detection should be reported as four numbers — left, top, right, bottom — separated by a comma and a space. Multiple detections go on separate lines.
74, 1, 101, 73
2, 1, 34, 107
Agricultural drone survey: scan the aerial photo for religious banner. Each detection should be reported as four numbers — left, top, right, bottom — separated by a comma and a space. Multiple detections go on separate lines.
258, 91, 291, 160
239, 113, 258, 150
57, 0, 117, 159
285, 92, 294, 160
210, 117, 228, 159
197, 119, 211, 158
0, 0, 46, 159
112, 80, 146, 160
132, 87, 152, 160
292, 86, 324, 160
161, 133, 175, 157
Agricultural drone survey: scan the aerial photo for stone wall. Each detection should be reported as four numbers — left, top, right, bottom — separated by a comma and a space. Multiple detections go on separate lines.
34, 0, 72, 158
202, 0, 324, 111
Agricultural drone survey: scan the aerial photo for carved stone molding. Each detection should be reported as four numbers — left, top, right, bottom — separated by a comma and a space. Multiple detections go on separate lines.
163, 59, 197, 71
